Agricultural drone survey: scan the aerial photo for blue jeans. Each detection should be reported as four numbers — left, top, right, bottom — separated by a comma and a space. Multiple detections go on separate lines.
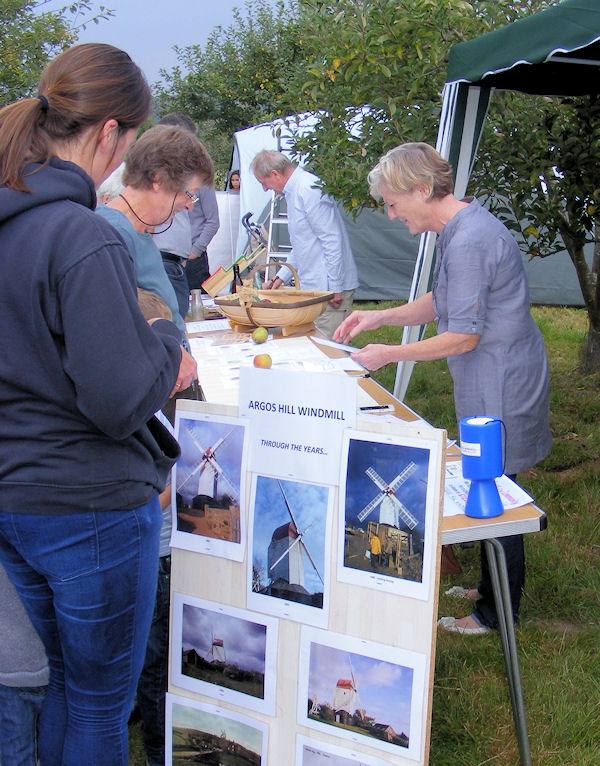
0, 499, 161, 766
136, 555, 170, 766
0, 683, 46, 766
161, 254, 190, 320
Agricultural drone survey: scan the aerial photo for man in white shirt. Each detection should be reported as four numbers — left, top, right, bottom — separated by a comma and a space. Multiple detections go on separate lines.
251, 150, 358, 338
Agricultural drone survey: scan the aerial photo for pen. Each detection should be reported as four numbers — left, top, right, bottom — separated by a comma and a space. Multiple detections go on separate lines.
359, 404, 395, 411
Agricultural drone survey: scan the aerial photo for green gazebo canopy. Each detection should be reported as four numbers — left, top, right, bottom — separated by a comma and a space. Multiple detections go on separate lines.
447, 0, 600, 96
394, 0, 600, 400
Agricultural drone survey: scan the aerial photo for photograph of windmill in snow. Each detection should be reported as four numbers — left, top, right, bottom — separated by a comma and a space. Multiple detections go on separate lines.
298, 627, 425, 761
248, 475, 332, 627
172, 409, 247, 560
339, 429, 438, 600
170, 593, 277, 715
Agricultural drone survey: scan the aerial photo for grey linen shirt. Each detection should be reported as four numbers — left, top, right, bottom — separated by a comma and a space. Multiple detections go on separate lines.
432, 198, 552, 474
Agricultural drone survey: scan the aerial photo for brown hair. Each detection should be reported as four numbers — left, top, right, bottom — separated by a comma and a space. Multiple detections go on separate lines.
122, 124, 214, 191
0, 43, 151, 192
368, 142, 454, 201
137, 288, 172, 321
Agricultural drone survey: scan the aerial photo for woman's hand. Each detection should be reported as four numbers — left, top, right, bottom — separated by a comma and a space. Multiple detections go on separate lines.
170, 347, 198, 398
350, 343, 394, 371
333, 310, 383, 343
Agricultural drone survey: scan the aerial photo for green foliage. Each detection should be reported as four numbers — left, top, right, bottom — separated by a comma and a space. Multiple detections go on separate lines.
472, 92, 600, 357
153, 0, 304, 137
285, 0, 552, 210
0, 1, 113, 106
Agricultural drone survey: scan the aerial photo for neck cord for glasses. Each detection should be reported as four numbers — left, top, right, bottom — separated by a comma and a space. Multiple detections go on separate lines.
118, 192, 176, 234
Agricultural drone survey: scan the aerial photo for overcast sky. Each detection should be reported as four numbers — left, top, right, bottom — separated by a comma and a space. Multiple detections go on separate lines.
46, 0, 276, 85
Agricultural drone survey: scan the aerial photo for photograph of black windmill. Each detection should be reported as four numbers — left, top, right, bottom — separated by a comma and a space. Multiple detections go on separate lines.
252, 476, 327, 609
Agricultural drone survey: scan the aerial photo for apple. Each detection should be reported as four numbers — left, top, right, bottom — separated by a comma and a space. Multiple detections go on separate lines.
253, 353, 272, 368
252, 326, 268, 344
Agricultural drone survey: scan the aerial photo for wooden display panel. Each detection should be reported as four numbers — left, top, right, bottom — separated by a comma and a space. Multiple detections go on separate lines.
168, 399, 445, 765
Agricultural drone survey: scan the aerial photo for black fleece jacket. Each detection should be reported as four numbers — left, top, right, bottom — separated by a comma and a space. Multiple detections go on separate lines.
0, 158, 182, 514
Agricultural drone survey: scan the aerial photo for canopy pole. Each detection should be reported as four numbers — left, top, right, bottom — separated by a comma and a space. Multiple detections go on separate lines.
393, 84, 491, 401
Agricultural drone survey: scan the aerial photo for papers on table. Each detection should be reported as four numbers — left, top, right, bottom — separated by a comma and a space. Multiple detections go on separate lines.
188, 334, 365, 406
309, 335, 358, 354
443, 460, 534, 517
186, 318, 232, 334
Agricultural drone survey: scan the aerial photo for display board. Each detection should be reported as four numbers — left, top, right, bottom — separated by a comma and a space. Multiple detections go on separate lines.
168, 388, 445, 766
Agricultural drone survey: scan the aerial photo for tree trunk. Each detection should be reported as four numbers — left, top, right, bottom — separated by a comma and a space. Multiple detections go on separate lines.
559, 221, 600, 372
582, 322, 600, 373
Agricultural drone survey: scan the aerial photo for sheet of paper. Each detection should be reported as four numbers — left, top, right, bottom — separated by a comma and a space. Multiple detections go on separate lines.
186, 318, 232, 333
443, 461, 534, 517
239, 367, 357, 484
309, 335, 357, 354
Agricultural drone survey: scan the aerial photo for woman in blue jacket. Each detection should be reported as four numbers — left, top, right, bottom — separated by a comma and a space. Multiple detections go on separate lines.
0, 44, 197, 765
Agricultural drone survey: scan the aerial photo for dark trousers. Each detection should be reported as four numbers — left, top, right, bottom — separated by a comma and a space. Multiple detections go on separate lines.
137, 555, 171, 766
473, 474, 525, 629
473, 534, 525, 629
161, 254, 190, 320
186, 252, 210, 291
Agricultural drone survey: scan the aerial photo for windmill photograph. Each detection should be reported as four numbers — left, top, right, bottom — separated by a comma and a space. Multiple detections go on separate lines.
171, 594, 277, 715
297, 736, 389, 766
248, 474, 331, 625
300, 629, 425, 760
173, 410, 246, 557
166, 694, 268, 766
340, 433, 431, 587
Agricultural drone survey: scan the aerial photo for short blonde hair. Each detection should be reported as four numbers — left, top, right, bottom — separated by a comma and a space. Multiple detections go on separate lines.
368, 142, 453, 201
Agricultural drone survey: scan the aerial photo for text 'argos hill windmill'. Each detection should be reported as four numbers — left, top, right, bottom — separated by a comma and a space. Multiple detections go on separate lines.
357, 462, 418, 530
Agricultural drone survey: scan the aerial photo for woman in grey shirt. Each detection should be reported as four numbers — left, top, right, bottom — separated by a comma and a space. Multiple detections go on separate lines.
335, 142, 551, 634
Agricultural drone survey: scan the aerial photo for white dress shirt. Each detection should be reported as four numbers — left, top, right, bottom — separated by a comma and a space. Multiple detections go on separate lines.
276, 167, 358, 293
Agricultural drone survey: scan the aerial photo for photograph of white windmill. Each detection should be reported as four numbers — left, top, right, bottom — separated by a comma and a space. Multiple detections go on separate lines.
342, 436, 430, 583
174, 416, 245, 544
305, 640, 413, 753
250, 475, 330, 613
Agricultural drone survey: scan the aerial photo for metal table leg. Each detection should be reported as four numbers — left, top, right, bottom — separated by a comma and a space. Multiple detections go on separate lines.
484, 538, 532, 766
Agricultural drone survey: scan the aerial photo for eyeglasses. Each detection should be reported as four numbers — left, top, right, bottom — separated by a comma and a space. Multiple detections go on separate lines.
184, 190, 200, 204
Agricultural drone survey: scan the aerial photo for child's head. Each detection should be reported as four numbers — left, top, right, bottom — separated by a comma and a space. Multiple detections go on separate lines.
137, 288, 172, 321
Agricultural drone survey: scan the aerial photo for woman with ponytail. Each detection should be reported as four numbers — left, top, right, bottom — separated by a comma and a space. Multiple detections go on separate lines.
0, 44, 196, 765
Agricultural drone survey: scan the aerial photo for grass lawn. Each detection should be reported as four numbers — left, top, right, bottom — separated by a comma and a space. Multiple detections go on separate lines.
129, 303, 600, 765
358, 301, 600, 766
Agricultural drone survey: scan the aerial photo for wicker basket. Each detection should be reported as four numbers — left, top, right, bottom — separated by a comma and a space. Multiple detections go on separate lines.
214, 264, 333, 330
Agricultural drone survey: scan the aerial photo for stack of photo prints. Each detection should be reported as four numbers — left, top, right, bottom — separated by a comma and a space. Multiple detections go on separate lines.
167, 399, 444, 765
